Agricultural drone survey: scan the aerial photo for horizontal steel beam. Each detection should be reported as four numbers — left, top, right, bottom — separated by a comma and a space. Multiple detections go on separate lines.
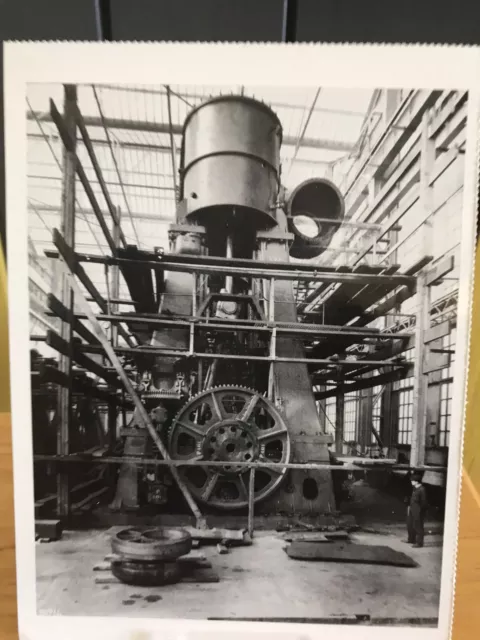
95, 84, 371, 118
45, 249, 417, 286
44, 247, 399, 276
116, 250, 393, 276
33, 453, 447, 473
29, 174, 176, 192
29, 203, 175, 224
28, 132, 334, 167
65, 311, 413, 340
86, 297, 136, 306
79, 342, 411, 369
29, 111, 355, 152
301, 250, 427, 317
28, 131, 173, 154
314, 368, 410, 399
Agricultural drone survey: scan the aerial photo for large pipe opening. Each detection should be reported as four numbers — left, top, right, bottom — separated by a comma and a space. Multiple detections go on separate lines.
287, 178, 345, 260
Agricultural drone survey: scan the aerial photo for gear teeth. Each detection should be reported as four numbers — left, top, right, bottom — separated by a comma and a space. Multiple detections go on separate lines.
166, 383, 291, 508
169, 384, 271, 435
171, 384, 260, 419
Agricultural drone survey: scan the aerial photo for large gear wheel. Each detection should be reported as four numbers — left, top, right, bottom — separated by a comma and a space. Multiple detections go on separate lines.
168, 386, 291, 510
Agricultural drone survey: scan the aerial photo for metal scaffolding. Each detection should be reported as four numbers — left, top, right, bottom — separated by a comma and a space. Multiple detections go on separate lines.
28, 84, 463, 526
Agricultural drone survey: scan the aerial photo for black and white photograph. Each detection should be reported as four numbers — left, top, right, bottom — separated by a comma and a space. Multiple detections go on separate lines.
4, 43, 480, 640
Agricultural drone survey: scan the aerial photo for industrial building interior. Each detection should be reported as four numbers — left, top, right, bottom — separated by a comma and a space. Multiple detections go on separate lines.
27, 84, 464, 623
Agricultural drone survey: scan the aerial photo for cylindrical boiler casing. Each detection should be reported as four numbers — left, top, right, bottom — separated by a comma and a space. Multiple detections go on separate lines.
180, 96, 282, 227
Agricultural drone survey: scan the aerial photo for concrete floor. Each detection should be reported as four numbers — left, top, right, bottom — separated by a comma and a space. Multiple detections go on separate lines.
36, 527, 443, 622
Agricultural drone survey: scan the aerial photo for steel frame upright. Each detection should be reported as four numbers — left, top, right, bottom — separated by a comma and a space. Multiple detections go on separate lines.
107, 206, 121, 452
335, 393, 345, 455
411, 111, 435, 467
56, 85, 78, 518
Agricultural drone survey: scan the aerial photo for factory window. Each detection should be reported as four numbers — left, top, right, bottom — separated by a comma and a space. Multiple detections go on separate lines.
325, 397, 336, 437
393, 342, 414, 446
397, 387, 413, 445
344, 393, 358, 443
403, 346, 415, 370
29, 254, 50, 283
30, 317, 46, 337
393, 348, 414, 388
438, 383, 452, 447
441, 327, 456, 380
29, 280, 47, 307
438, 327, 456, 447
372, 385, 382, 445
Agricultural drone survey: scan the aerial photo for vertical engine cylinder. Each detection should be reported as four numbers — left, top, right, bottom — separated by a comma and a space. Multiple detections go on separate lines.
180, 96, 282, 228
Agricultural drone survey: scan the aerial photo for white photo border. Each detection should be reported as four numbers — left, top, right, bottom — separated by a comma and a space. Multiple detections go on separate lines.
4, 42, 480, 640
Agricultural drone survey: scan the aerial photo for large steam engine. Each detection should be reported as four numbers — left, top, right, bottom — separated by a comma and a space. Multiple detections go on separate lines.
110, 95, 346, 516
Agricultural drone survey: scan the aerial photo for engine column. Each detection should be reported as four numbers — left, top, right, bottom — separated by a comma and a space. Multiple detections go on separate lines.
255, 209, 336, 515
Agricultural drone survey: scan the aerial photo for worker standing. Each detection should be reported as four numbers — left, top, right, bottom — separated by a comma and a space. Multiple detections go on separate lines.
406, 472, 428, 548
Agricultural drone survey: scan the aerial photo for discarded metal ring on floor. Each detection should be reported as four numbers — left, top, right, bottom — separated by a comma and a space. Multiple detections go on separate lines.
111, 559, 184, 586
111, 526, 192, 562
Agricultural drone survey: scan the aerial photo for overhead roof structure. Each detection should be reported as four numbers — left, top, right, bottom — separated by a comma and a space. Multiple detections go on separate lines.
27, 83, 378, 269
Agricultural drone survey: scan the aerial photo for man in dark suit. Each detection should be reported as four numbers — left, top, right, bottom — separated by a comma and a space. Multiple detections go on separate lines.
406, 472, 428, 548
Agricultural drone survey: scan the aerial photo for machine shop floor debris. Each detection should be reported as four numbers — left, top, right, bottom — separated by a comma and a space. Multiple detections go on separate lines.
36, 527, 443, 621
